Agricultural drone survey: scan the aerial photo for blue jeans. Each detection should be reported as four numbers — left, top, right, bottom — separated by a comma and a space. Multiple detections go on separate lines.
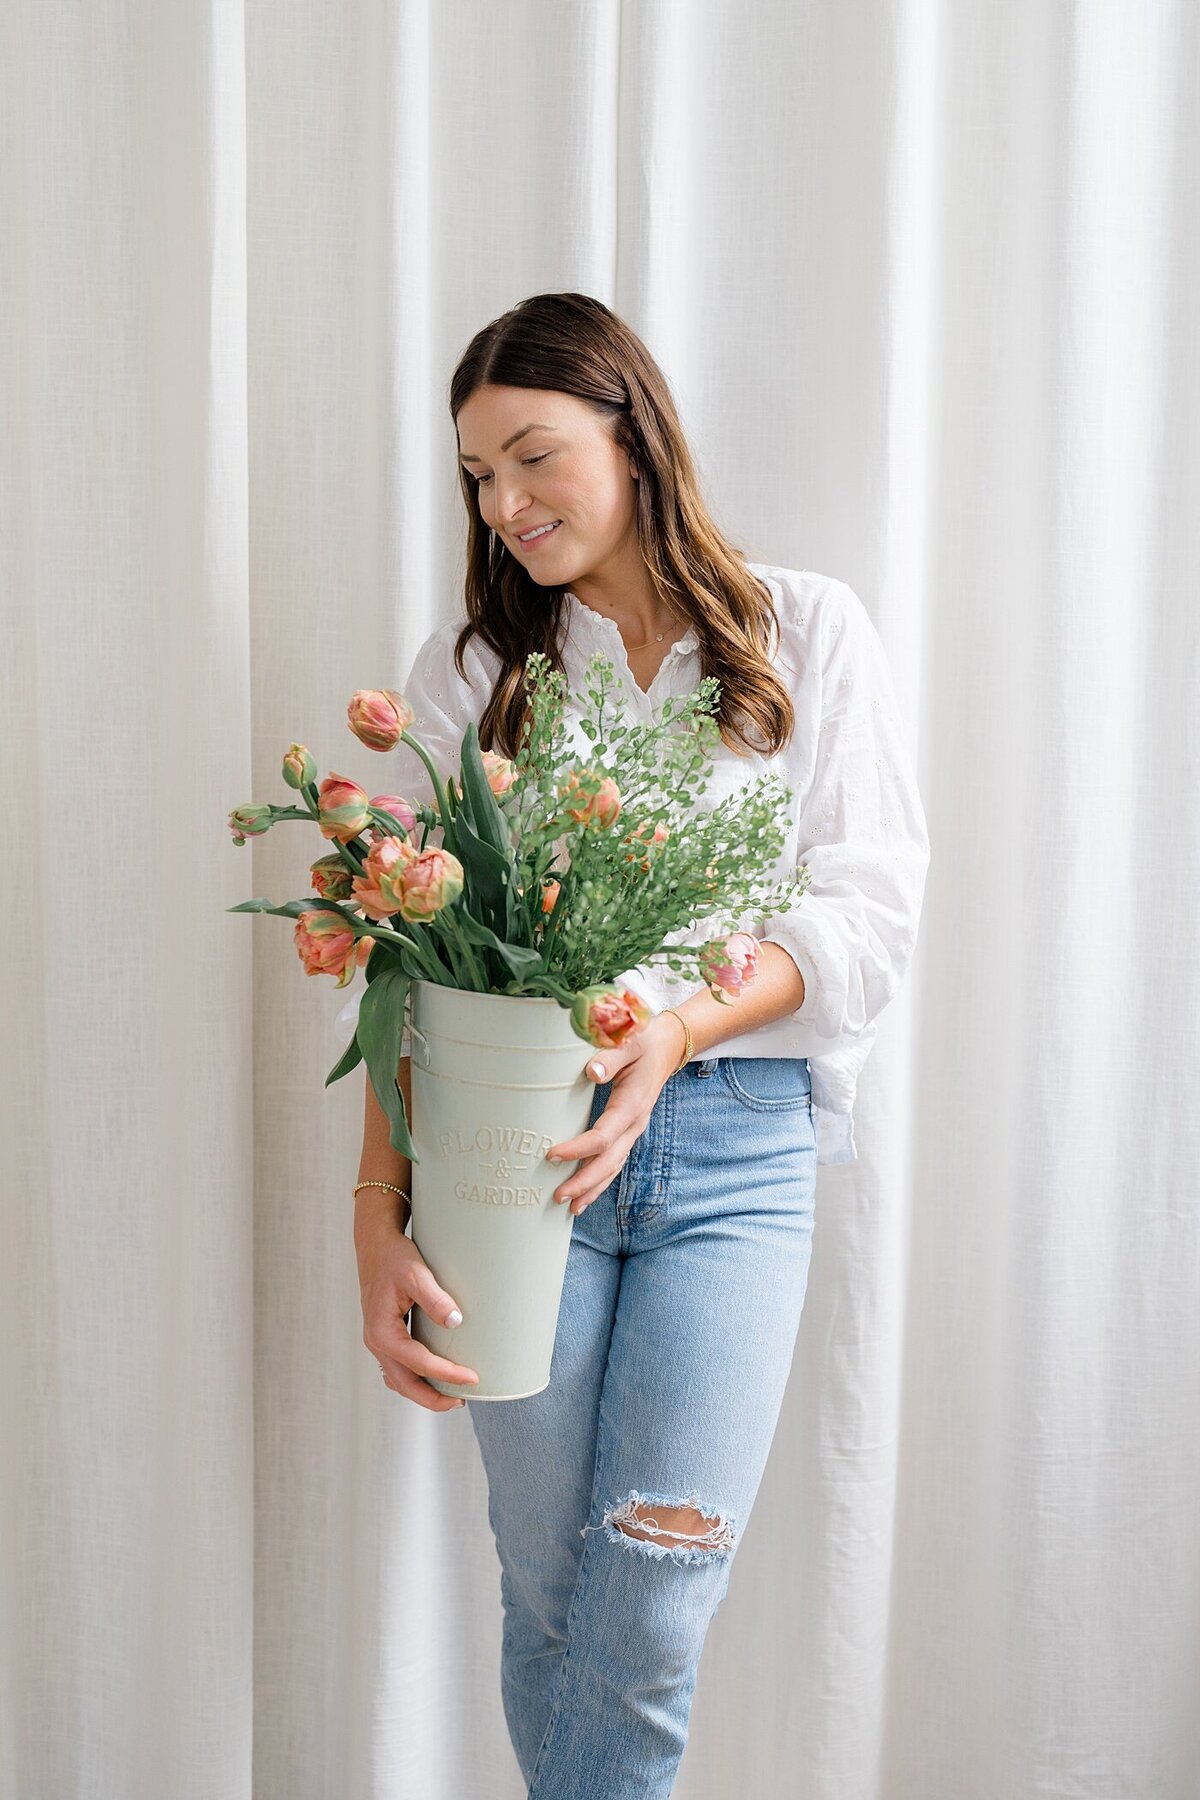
467, 1054, 817, 1798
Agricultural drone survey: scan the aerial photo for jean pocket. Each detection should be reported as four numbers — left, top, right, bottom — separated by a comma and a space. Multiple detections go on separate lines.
719, 1057, 813, 1112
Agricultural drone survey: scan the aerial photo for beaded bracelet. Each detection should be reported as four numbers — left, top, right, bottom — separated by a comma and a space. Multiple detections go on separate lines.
661, 1007, 694, 1073
352, 1179, 410, 1201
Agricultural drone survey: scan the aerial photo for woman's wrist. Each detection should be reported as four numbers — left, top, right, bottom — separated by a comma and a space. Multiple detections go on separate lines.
651, 946, 810, 1060
645, 1009, 691, 1074
353, 1176, 411, 1243
662, 1007, 694, 1070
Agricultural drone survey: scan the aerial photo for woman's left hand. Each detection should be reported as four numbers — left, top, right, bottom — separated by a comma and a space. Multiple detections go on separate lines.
545, 1013, 690, 1216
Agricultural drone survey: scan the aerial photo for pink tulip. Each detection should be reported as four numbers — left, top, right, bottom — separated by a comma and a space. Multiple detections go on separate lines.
447, 751, 513, 803
699, 931, 760, 998
347, 688, 416, 751
481, 750, 516, 795
561, 767, 622, 828
621, 818, 670, 871
294, 908, 373, 987
349, 836, 411, 921
310, 854, 355, 901
369, 793, 417, 836
282, 743, 317, 789
228, 804, 272, 845
317, 773, 372, 843
394, 843, 465, 922
570, 984, 652, 1049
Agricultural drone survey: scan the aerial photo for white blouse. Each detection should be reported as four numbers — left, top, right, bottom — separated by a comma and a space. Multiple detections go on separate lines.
332, 563, 931, 1166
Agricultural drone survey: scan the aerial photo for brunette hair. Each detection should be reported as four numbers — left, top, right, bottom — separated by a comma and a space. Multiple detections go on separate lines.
447, 292, 795, 760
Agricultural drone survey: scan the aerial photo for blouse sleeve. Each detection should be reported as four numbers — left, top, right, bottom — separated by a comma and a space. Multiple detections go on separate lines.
758, 580, 931, 1042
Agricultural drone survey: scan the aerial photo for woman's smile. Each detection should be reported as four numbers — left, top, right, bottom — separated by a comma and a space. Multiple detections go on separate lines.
514, 519, 563, 547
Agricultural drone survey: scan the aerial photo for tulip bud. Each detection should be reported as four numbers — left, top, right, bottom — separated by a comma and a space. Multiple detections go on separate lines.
228, 804, 272, 845
347, 689, 416, 751
369, 793, 417, 836
561, 767, 622, 828
317, 773, 372, 843
282, 743, 317, 789
621, 818, 670, 871
699, 931, 760, 998
481, 750, 516, 796
570, 984, 652, 1049
541, 877, 561, 915
310, 854, 355, 901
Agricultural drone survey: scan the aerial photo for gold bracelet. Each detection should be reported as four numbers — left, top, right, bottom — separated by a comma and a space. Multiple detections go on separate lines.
352, 1180, 410, 1201
661, 1007, 694, 1074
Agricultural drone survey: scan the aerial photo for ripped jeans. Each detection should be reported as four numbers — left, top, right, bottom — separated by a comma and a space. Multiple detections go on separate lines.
467, 1054, 818, 1799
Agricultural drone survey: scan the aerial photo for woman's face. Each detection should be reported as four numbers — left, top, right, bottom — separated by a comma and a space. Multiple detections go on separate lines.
456, 385, 639, 586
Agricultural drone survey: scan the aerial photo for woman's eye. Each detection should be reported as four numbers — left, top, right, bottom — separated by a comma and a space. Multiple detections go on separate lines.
473, 453, 550, 486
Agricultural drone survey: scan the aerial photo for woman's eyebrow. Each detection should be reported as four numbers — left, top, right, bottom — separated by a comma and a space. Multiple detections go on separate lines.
459, 425, 558, 464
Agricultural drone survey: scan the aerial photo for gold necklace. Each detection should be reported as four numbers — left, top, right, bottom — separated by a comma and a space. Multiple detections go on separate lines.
566, 590, 686, 652
623, 616, 683, 651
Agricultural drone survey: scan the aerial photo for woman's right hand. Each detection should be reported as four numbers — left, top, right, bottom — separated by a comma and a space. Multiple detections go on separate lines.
357, 1225, 480, 1411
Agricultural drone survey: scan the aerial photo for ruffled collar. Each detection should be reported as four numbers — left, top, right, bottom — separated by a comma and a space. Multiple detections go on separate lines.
562, 589, 700, 662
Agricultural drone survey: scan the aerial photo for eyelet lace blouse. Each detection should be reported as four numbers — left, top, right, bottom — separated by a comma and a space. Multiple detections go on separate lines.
332, 563, 931, 1166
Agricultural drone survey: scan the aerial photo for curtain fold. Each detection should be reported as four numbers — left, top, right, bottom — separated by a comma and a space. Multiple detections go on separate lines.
1, 4, 254, 1799
3, 2, 1196, 1796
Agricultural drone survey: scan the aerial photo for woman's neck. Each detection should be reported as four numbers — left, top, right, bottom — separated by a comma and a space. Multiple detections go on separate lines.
566, 584, 682, 648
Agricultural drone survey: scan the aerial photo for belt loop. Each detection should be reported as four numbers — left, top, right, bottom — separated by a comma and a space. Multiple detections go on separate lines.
696, 1057, 719, 1077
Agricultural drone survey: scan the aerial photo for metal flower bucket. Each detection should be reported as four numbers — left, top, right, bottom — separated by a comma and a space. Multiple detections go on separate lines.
407, 980, 596, 1400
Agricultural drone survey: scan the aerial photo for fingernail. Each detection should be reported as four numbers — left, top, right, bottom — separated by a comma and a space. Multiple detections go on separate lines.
589, 1061, 605, 1078
547, 1154, 564, 1165
446, 1308, 463, 1327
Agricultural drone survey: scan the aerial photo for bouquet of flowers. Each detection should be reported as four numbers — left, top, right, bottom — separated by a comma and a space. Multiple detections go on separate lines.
227, 649, 811, 1163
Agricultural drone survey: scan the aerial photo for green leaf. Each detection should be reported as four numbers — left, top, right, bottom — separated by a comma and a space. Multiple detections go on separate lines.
453, 908, 543, 981
458, 721, 510, 858
453, 809, 514, 935
227, 896, 366, 925
324, 1031, 363, 1086
226, 897, 318, 917
357, 967, 418, 1162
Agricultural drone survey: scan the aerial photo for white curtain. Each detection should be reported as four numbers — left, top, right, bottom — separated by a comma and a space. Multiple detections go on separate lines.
3, 3, 1197, 1796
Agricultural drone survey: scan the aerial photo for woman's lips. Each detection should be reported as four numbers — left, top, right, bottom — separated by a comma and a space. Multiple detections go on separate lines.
515, 520, 562, 548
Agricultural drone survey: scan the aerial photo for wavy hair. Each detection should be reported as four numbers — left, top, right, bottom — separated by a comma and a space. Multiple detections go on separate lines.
446, 292, 796, 761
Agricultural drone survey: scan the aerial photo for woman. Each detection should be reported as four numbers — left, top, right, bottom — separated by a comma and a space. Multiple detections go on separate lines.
348, 292, 930, 1797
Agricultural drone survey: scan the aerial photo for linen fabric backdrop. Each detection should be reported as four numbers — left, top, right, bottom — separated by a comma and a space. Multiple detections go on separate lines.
2, 3, 1198, 1797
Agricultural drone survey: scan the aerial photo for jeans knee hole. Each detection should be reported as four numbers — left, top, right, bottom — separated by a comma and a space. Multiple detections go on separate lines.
581, 1490, 737, 1562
